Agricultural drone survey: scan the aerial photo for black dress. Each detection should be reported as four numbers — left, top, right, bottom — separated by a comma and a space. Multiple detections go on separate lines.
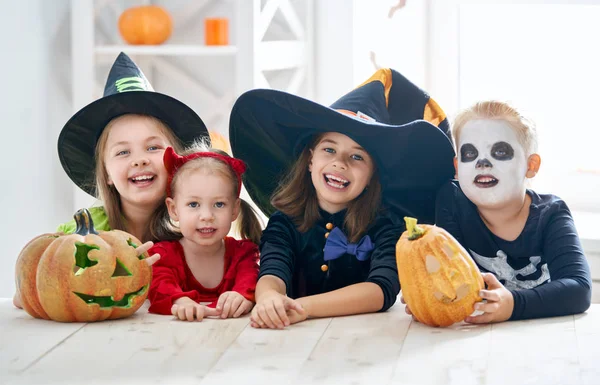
259, 207, 405, 311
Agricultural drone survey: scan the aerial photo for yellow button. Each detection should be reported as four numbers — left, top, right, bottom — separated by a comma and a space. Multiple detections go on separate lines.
321, 264, 329, 272
326, 223, 334, 230
324, 232, 330, 238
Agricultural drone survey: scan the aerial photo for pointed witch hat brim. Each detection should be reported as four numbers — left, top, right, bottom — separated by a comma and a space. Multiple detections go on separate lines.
58, 52, 209, 197
229, 68, 455, 223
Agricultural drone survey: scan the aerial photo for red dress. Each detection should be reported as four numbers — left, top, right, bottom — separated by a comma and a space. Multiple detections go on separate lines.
147, 237, 259, 315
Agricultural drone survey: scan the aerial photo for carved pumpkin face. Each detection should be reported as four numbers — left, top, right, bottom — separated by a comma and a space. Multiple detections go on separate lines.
15, 209, 152, 322
118, 5, 173, 45
396, 217, 484, 327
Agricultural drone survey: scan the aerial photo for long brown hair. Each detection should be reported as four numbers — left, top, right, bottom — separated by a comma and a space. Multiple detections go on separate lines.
153, 141, 263, 245
271, 134, 382, 243
94, 114, 183, 242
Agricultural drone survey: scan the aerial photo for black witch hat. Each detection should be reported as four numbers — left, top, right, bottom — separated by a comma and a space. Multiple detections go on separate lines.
58, 52, 209, 196
229, 68, 455, 223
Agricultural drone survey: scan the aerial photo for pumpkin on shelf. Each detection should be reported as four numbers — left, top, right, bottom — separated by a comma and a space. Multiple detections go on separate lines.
209, 130, 232, 155
118, 5, 173, 45
396, 217, 484, 327
14, 208, 152, 322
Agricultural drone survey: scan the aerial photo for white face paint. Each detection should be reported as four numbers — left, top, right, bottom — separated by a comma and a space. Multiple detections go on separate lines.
457, 119, 528, 208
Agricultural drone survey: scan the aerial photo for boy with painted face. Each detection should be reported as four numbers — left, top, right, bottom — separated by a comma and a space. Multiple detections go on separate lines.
433, 101, 591, 323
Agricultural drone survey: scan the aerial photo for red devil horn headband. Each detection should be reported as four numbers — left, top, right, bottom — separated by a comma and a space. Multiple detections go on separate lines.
164, 147, 247, 197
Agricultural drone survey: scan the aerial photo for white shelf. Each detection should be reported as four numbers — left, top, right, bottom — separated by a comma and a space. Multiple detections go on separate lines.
95, 44, 238, 56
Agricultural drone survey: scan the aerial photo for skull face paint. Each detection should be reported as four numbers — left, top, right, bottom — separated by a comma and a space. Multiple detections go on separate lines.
457, 119, 528, 207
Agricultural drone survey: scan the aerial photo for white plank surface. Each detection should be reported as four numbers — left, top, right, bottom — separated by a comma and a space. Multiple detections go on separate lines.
0, 299, 85, 375
9, 303, 248, 385
2, 300, 600, 385
295, 304, 411, 385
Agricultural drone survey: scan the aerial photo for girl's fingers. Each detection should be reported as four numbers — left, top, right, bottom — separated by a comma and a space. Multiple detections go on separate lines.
257, 306, 276, 329
203, 306, 220, 318
275, 301, 291, 326
226, 296, 244, 318
216, 292, 228, 312
400, 296, 406, 304
185, 306, 195, 321
221, 297, 233, 319
233, 301, 250, 318
195, 305, 206, 321
265, 302, 285, 329
136, 241, 154, 256
144, 253, 161, 266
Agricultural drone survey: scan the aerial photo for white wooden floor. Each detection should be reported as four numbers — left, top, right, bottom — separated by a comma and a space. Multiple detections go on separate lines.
2, 299, 599, 385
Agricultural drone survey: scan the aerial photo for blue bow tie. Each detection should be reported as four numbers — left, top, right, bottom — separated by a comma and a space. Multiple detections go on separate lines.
323, 227, 374, 262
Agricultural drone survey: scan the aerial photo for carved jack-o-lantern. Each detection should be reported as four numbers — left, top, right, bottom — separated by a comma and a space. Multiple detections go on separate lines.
396, 217, 484, 327
15, 209, 152, 322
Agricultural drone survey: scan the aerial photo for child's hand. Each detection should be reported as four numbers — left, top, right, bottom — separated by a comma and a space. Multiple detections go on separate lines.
13, 292, 22, 309
135, 241, 161, 266
216, 291, 254, 319
465, 273, 514, 324
171, 297, 220, 322
400, 295, 418, 321
250, 290, 304, 329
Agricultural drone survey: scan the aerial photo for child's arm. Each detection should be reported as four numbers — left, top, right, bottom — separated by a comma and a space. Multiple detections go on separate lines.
250, 213, 304, 328
230, 240, 260, 302
298, 212, 404, 318
297, 282, 384, 318
509, 201, 591, 320
147, 245, 204, 315
216, 241, 260, 318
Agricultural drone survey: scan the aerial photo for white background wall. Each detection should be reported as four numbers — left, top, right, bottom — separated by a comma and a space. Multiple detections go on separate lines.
1, 0, 74, 298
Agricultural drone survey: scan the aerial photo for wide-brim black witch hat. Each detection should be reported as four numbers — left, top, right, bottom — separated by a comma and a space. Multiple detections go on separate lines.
58, 52, 209, 197
229, 68, 455, 223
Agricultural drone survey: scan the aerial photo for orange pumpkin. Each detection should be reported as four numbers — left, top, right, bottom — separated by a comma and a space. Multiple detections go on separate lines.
118, 5, 173, 45
209, 130, 232, 155
396, 217, 484, 327
15, 209, 152, 322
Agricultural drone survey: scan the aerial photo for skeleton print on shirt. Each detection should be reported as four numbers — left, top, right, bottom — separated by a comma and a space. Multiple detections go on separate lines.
470, 249, 550, 290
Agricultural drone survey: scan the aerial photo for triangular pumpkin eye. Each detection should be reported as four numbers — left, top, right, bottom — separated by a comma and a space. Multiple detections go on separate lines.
74, 242, 99, 275
112, 258, 133, 277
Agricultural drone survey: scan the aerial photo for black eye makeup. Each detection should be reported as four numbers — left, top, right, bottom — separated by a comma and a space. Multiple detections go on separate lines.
460, 143, 478, 163
490, 141, 514, 161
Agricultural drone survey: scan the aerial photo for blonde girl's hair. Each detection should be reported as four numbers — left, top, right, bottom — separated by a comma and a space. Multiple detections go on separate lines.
155, 139, 263, 245
452, 100, 538, 156
94, 114, 184, 242
270, 134, 382, 243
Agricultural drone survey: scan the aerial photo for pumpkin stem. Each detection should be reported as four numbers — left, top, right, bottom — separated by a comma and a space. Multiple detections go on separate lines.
404, 217, 425, 240
74, 208, 99, 236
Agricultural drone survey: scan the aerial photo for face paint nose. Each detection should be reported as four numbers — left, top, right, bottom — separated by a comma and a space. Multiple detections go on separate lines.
476, 158, 493, 169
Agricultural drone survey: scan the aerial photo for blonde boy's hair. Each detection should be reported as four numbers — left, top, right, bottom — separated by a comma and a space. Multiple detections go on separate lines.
452, 101, 538, 156
94, 114, 183, 242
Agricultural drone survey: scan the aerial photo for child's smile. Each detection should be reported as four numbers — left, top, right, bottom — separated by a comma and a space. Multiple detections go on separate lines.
309, 132, 374, 213
474, 174, 499, 188
129, 172, 157, 187
323, 172, 350, 190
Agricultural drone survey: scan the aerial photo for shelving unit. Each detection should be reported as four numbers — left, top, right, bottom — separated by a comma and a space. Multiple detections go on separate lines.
70, 0, 314, 211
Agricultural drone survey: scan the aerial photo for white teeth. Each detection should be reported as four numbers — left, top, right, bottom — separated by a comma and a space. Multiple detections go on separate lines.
198, 228, 215, 233
326, 180, 346, 189
131, 175, 153, 181
325, 174, 349, 183
476, 177, 496, 183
